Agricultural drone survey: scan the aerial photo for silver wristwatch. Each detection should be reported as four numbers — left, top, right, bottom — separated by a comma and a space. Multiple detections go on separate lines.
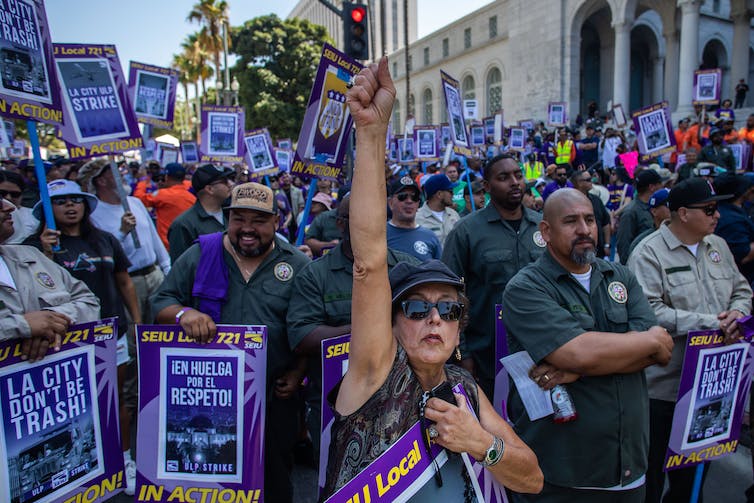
481, 436, 504, 467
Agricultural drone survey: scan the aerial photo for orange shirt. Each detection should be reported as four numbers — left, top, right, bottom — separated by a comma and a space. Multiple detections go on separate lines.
738, 127, 754, 144
724, 130, 739, 144
684, 125, 707, 152
134, 182, 196, 249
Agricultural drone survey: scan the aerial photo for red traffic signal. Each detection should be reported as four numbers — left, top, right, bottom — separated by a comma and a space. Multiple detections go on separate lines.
351, 7, 365, 23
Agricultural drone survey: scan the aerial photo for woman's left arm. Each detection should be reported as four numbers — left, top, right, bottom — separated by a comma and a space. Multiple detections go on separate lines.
423, 389, 543, 494
115, 271, 142, 325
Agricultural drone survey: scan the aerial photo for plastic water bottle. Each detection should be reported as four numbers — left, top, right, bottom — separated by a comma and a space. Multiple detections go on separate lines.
551, 384, 578, 423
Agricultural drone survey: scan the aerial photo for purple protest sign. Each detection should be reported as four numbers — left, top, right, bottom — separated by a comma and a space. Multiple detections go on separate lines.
663, 322, 754, 472
200, 104, 244, 163
128, 61, 179, 129
244, 128, 278, 180
632, 101, 676, 162
136, 324, 266, 502
319, 334, 351, 492
53, 44, 143, 159
493, 304, 510, 420
0, 0, 62, 125
0, 318, 123, 503
414, 125, 439, 160
291, 43, 362, 182
441, 71, 471, 156
158, 144, 179, 166
181, 141, 199, 163
275, 149, 292, 173
547, 102, 567, 127
693, 69, 722, 106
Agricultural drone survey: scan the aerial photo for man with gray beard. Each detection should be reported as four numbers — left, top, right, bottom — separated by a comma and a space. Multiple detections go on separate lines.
502, 189, 672, 502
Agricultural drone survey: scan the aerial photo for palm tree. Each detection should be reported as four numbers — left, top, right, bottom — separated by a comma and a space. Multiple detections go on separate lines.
181, 32, 213, 102
187, 0, 229, 86
171, 53, 193, 139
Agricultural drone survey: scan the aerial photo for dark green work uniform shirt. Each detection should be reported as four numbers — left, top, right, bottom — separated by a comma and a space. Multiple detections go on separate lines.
287, 243, 418, 412
167, 202, 226, 263
152, 236, 310, 387
442, 204, 545, 391
616, 198, 653, 265
305, 209, 341, 243
502, 250, 657, 490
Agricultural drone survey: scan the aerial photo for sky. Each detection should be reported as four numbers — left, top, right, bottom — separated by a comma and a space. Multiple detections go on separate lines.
46, 0, 493, 71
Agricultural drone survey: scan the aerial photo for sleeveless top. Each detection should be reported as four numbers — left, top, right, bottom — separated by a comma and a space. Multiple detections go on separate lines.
323, 346, 479, 496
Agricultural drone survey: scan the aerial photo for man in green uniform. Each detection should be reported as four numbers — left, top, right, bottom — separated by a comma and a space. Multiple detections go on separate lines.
502, 189, 673, 502
442, 152, 545, 397
287, 195, 418, 462
305, 207, 341, 256
167, 163, 235, 262
153, 182, 310, 503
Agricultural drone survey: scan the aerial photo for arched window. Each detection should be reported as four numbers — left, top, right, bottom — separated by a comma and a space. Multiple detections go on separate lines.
486, 67, 502, 115
392, 98, 401, 132
423, 88, 433, 124
462, 75, 475, 100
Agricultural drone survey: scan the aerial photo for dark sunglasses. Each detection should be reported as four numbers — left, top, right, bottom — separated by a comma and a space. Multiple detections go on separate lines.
395, 192, 420, 202
0, 189, 21, 199
400, 300, 464, 321
686, 204, 717, 216
52, 196, 85, 205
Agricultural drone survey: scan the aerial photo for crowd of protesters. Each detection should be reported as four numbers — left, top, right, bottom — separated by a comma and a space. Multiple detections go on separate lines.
1, 72, 754, 502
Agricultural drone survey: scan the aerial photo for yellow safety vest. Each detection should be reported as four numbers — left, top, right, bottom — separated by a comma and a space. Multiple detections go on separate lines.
555, 140, 573, 164
523, 161, 543, 181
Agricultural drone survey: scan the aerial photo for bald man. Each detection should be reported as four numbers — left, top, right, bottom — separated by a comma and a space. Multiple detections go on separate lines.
502, 189, 673, 502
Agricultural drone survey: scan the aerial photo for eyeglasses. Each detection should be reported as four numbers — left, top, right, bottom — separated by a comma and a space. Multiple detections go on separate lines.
0, 189, 21, 199
400, 300, 464, 321
686, 204, 718, 216
556, 172, 568, 178
395, 192, 420, 202
51, 196, 85, 205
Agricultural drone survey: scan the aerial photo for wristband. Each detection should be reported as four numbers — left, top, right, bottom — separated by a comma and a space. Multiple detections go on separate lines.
175, 307, 193, 324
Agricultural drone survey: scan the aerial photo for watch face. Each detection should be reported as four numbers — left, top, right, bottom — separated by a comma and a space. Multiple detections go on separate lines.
489, 448, 499, 461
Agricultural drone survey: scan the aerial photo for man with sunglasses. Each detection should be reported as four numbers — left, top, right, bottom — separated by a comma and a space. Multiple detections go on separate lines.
168, 164, 235, 262
0, 170, 38, 244
628, 178, 752, 503
386, 176, 442, 261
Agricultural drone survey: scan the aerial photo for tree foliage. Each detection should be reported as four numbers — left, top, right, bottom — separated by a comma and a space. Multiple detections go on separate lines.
231, 15, 332, 141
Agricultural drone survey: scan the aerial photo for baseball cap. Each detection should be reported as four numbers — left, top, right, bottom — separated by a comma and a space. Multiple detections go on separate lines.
423, 174, 457, 198
469, 180, 485, 194
668, 178, 733, 211
77, 158, 110, 192
192, 164, 235, 192
714, 174, 753, 199
33, 180, 99, 220
225, 182, 277, 214
648, 188, 670, 208
389, 259, 465, 302
636, 169, 662, 190
165, 162, 186, 178
389, 175, 420, 196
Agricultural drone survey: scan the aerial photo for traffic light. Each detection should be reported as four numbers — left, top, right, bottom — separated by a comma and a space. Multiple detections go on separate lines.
342, 2, 369, 60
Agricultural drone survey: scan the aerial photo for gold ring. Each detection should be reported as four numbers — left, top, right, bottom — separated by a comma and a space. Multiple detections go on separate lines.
542, 374, 550, 383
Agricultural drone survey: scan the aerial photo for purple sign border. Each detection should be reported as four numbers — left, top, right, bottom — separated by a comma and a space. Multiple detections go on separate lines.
663, 321, 754, 472
244, 127, 279, 180
54, 44, 143, 159
693, 69, 722, 106
0, 318, 123, 503
291, 43, 362, 182
631, 101, 676, 162
136, 324, 266, 502
200, 104, 245, 163
127, 61, 179, 129
0, 0, 63, 125
440, 70, 471, 156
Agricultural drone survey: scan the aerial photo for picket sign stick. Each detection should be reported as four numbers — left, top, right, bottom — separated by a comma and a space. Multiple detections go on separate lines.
296, 178, 318, 246
689, 464, 704, 503
264, 176, 271, 188
27, 120, 59, 252
465, 166, 476, 212
110, 161, 141, 248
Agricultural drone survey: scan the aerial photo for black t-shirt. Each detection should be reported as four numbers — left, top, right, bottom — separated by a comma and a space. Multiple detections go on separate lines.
25, 230, 131, 332
505, 218, 522, 232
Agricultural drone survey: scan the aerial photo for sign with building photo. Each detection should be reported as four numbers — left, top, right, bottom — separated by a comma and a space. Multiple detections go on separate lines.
547, 102, 567, 127
200, 105, 244, 163
0, 0, 62, 125
632, 101, 676, 162
0, 319, 123, 503
244, 128, 279, 179
441, 71, 471, 156
693, 69, 722, 106
136, 324, 267, 503
509, 127, 526, 150
414, 125, 439, 160
128, 61, 179, 129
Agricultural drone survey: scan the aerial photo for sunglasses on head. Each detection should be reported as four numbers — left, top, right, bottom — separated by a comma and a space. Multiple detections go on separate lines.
395, 192, 420, 202
52, 196, 85, 205
0, 189, 21, 199
400, 300, 464, 321
686, 204, 717, 216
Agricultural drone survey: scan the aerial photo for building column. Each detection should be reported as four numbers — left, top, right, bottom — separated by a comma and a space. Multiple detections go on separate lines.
676, 0, 700, 115
730, 8, 752, 99
612, 21, 631, 109
653, 57, 665, 104
664, 29, 680, 110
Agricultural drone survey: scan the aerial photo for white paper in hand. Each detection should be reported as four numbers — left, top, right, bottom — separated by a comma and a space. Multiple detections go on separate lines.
501, 351, 554, 421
